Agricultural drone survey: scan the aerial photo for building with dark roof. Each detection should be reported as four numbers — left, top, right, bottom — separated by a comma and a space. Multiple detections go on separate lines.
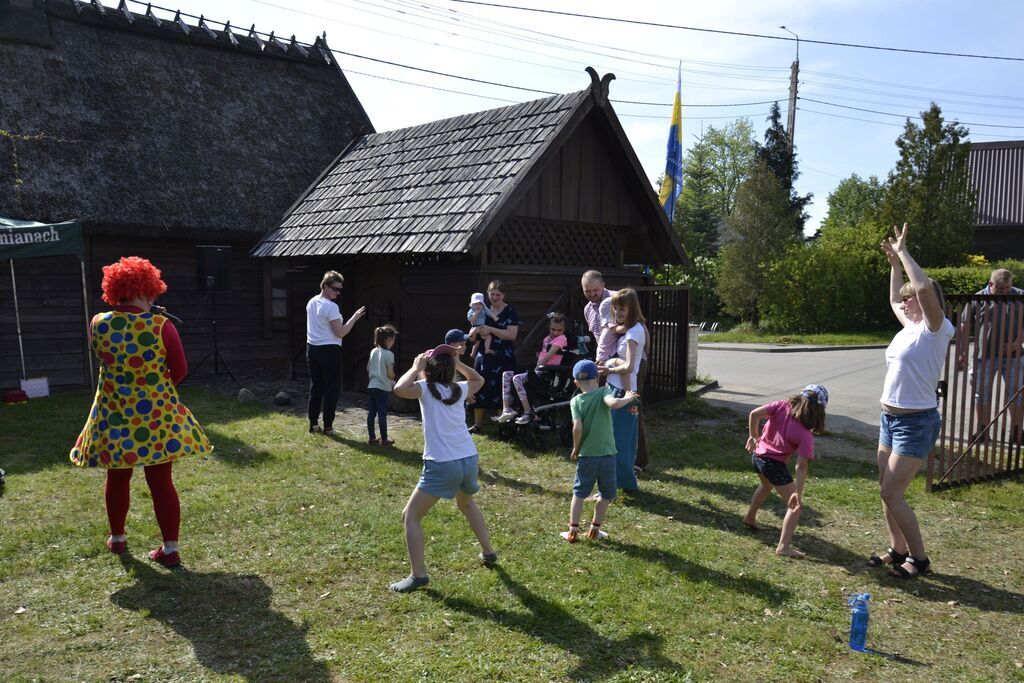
254, 69, 689, 401
969, 140, 1024, 259
0, 0, 372, 385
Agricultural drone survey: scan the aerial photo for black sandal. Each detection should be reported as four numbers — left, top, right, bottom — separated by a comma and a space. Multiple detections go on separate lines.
867, 547, 907, 568
889, 555, 930, 578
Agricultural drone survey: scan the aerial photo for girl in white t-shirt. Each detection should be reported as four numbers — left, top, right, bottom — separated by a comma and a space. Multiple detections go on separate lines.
602, 288, 647, 492
389, 345, 497, 593
367, 325, 397, 446
870, 224, 954, 580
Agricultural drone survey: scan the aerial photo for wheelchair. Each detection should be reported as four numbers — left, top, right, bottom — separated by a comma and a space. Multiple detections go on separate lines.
495, 319, 592, 451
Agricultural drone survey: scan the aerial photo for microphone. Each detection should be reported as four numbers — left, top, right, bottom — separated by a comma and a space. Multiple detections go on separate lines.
152, 305, 183, 326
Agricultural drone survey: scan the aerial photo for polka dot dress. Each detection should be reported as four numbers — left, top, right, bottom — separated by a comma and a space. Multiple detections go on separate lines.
70, 311, 210, 468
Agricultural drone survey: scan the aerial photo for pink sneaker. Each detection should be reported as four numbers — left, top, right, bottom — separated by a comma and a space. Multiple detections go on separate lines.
106, 537, 127, 554
148, 547, 181, 568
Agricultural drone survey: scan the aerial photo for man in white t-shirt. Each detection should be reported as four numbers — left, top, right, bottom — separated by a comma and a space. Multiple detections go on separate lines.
306, 270, 366, 436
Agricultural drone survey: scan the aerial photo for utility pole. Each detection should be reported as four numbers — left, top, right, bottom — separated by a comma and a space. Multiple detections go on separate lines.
780, 26, 799, 151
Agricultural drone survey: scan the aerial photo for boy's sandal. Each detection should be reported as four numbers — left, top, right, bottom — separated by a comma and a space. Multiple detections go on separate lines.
889, 555, 930, 578
867, 547, 907, 568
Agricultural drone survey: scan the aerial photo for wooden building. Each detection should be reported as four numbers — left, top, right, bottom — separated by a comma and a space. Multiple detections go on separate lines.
0, 0, 372, 386
969, 140, 1024, 259
253, 69, 690, 402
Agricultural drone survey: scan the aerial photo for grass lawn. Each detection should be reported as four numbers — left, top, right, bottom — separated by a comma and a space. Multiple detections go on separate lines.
700, 330, 894, 346
2, 388, 1023, 682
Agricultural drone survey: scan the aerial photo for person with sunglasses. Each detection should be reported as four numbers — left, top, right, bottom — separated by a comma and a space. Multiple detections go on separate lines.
307, 271, 366, 435
871, 224, 954, 579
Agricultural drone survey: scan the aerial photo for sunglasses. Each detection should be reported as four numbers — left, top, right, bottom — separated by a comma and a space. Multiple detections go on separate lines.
901, 295, 914, 302
329, 285, 343, 293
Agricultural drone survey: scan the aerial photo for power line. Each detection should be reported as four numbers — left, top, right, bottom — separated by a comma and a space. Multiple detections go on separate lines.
449, 0, 1024, 62
799, 97, 1024, 129
796, 107, 1011, 139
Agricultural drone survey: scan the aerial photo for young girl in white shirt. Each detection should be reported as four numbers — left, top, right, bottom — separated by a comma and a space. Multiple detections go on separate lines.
389, 345, 497, 592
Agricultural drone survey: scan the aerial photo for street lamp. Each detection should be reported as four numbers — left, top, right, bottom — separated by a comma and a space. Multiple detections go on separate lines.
779, 25, 799, 62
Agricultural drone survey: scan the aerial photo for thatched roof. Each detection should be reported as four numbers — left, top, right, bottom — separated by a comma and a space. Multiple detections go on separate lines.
253, 69, 685, 264
0, 0, 373, 239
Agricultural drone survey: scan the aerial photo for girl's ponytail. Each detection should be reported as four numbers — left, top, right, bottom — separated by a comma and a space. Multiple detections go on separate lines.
424, 354, 462, 405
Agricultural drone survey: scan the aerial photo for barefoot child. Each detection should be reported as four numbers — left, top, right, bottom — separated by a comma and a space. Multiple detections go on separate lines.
742, 384, 828, 558
494, 313, 568, 425
467, 292, 495, 356
561, 359, 638, 542
389, 345, 497, 592
367, 325, 398, 446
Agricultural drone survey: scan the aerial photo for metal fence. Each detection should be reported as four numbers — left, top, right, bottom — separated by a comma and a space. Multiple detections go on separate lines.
931, 293, 1024, 491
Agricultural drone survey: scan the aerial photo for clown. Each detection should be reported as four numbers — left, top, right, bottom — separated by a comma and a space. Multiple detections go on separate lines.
70, 256, 211, 568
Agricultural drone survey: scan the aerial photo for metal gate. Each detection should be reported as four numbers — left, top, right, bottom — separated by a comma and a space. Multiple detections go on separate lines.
634, 285, 690, 404
931, 293, 1024, 491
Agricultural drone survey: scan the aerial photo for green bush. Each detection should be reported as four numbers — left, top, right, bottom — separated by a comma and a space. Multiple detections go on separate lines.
758, 223, 891, 333
926, 260, 1024, 295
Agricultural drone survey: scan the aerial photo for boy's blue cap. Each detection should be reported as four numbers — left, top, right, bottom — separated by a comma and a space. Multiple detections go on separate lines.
445, 328, 470, 344
573, 359, 599, 380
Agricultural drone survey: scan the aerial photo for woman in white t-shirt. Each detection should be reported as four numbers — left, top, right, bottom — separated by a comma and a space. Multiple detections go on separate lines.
388, 345, 497, 593
870, 224, 954, 579
305, 271, 365, 436
601, 288, 647, 493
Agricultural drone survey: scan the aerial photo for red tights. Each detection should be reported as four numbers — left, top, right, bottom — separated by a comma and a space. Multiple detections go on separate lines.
104, 462, 180, 542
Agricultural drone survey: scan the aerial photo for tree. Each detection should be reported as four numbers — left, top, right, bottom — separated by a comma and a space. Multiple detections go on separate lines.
878, 102, 976, 267
821, 174, 885, 232
703, 118, 757, 218
754, 102, 812, 235
674, 131, 720, 258
717, 161, 801, 323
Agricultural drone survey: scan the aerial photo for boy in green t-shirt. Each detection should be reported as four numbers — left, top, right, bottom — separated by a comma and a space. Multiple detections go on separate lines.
562, 360, 638, 542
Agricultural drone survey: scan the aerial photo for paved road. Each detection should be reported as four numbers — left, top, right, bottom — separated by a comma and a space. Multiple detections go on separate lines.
697, 344, 888, 441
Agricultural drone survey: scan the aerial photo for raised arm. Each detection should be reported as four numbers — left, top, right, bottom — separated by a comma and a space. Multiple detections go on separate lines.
455, 359, 485, 396
394, 353, 426, 399
881, 236, 911, 328
888, 223, 945, 332
329, 306, 367, 340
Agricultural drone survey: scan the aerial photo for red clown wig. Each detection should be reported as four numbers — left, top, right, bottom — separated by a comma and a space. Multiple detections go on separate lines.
100, 256, 168, 306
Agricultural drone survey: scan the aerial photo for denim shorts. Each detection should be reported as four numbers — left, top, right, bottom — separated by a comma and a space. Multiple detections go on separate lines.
971, 357, 1024, 406
417, 454, 480, 499
879, 408, 941, 459
573, 455, 617, 500
751, 454, 793, 487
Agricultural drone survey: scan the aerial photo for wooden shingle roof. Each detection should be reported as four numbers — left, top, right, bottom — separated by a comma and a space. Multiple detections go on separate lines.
0, 0, 372, 237
253, 89, 590, 257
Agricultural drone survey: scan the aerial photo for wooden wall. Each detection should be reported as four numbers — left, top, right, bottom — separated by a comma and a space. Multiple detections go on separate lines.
0, 234, 290, 389
0, 253, 90, 387
513, 116, 644, 229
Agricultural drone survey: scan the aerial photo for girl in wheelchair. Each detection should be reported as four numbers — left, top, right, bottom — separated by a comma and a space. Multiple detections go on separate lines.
495, 312, 568, 425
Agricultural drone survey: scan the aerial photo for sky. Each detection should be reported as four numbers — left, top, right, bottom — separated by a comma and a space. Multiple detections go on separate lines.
132, 0, 1024, 235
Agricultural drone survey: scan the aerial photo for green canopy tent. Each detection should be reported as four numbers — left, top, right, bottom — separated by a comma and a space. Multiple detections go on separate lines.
0, 216, 93, 389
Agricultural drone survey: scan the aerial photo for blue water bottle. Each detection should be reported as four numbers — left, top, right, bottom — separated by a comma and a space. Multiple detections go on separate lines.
847, 592, 871, 651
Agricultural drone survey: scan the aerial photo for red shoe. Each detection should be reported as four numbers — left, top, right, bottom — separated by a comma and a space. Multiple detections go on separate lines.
148, 547, 181, 568
106, 537, 127, 554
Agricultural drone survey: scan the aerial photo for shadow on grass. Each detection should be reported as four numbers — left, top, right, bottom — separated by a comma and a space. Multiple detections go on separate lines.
203, 427, 275, 467
883, 569, 1024, 614
427, 566, 685, 681
602, 538, 792, 605
625, 490, 862, 568
478, 469, 564, 500
111, 555, 330, 681
327, 433, 422, 469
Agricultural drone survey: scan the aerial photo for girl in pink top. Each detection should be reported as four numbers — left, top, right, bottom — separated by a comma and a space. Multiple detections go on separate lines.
742, 384, 828, 558
495, 313, 568, 425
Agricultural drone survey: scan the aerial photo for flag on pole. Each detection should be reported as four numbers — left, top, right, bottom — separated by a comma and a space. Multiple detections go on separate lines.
657, 65, 683, 223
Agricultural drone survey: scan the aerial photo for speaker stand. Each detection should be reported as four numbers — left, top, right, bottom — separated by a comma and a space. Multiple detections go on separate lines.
186, 292, 238, 384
